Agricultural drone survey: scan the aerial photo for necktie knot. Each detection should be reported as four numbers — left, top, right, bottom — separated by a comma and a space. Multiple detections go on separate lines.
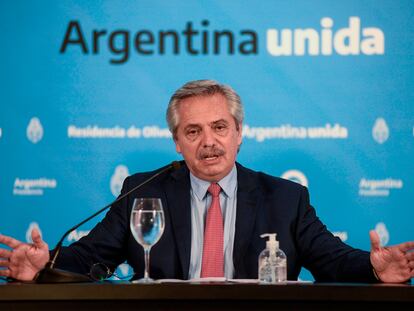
208, 183, 221, 198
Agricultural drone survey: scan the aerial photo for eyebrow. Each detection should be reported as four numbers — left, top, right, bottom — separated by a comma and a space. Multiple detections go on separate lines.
183, 119, 229, 130
210, 119, 229, 126
183, 123, 201, 130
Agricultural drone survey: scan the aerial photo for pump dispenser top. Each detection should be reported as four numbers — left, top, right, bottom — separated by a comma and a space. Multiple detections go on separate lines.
261, 233, 279, 252
258, 233, 287, 283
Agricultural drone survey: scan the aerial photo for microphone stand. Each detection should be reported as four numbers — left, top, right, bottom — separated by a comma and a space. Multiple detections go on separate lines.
35, 161, 180, 283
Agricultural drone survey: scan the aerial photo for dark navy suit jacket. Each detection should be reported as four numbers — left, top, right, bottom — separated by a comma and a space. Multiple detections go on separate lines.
58, 162, 377, 282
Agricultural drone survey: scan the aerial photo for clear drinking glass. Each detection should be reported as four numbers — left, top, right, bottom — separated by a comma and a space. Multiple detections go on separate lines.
130, 198, 165, 283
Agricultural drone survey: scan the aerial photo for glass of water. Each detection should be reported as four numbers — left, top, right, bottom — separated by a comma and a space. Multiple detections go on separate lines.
130, 198, 165, 283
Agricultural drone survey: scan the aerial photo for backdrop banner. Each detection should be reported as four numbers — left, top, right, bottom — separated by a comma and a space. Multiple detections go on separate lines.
1, 0, 413, 281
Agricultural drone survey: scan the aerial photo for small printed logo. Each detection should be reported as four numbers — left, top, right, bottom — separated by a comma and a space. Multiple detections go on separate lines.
67, 229, 90, 242
110, 165, 129, 197
281, 169, 308, 187
374, 222, 389, 246
13, 177, 57, 196
25, 222, 42, 243
332, 231, 348, 242
27, 117, 44, 144
372, 118, 389, 144
359, 178, 402, 197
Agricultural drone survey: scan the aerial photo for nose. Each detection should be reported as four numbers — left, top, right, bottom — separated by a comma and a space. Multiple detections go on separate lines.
201, 128, 216, 147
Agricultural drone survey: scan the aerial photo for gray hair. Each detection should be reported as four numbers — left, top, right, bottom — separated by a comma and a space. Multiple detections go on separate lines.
166, 80, 244, 138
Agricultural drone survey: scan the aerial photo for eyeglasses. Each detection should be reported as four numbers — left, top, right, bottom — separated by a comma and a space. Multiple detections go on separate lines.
88, 263, 134, 282
0, 264, 133, 283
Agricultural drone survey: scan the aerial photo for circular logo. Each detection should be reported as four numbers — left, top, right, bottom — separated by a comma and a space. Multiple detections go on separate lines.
110, 165, 130, 197
281, 169, 308, 187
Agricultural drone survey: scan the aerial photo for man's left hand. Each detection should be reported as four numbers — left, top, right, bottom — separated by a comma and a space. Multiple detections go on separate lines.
370, 230, 414, 283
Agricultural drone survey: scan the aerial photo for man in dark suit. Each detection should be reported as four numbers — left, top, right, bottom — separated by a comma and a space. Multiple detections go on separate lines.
1, 80, 413, 283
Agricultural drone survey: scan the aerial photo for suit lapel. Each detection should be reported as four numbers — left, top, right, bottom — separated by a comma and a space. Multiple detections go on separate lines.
233, 163, 261, 278
164, 164, 192, 279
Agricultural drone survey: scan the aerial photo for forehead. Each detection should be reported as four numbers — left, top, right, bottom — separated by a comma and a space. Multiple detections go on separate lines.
177, 94, 232, 127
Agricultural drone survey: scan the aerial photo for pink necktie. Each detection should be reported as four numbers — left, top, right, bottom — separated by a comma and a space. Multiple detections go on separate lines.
201, 183, 224, 277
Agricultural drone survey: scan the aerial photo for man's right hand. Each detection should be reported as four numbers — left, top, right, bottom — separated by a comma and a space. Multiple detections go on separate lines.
0, 228, 50, 281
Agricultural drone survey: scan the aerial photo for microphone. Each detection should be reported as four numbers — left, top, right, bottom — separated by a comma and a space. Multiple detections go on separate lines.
35, 161, 181, 283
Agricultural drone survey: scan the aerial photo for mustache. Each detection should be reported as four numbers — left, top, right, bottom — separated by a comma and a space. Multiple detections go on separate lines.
197, 146, 225, 160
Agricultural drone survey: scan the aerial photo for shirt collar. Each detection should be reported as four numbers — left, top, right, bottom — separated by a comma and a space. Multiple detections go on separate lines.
190, 165, 237, 200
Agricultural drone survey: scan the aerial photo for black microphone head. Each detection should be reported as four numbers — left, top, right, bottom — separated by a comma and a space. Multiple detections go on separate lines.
171, 161, 181, 170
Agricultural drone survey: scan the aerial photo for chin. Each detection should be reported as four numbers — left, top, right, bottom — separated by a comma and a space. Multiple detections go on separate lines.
204, 166, 232, 181
191, 167, 220, 181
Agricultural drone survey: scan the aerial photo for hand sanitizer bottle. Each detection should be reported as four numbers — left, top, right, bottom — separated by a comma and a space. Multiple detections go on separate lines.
258, 233, 287, 283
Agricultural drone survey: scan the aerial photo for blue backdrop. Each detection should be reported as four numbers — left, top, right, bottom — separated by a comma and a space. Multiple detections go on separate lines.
1, 0, 413, 281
